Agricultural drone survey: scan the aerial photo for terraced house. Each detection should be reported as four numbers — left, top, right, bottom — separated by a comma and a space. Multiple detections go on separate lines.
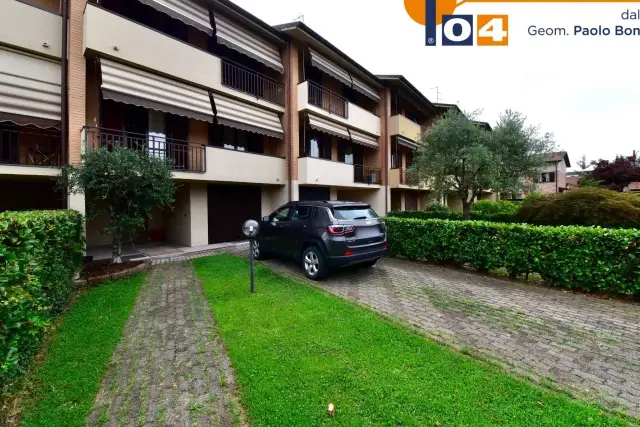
0, 0, 481, 251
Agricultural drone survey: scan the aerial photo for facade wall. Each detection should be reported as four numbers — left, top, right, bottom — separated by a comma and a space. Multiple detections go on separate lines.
69, 0, 86, 166
336, 189, 386, 216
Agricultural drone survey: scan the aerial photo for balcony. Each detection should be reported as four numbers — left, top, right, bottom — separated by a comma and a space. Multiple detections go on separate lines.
0, 126, 61, 176
83, 4, 284, 113
298, 157, 381, 188
389, 115, 427, 143
84, 127, 206, 173
0, 0, 62, 59
297, 81, 380, 137
221, 59, 285, 106
389, 168, 428, 190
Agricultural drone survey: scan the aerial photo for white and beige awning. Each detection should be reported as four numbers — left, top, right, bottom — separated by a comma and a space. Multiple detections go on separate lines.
309, 49, 352, 87
213, 14, 283, 73
308, 114, 350, 141
100, 58, 214, 122
351, 75, 380, 102
137, 0, 212, 35
350, 129, 378, 149
212, 93, 283, 138
0, 48, 61, 128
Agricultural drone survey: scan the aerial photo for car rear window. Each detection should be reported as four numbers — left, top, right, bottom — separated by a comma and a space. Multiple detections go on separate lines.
333, 206, 378, 220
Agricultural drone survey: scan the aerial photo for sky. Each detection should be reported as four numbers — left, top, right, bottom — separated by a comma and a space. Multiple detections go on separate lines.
230, 0, 640, 170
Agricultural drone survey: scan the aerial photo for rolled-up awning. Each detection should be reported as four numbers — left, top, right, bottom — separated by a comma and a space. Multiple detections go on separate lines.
351, 75, 380, 102
212, 93, 283, 138
0, 48, 61, 128
350, 129, 378, 150
309, 49, 352, 87
137, 0, 212, 35
397, 136, 419, 150
213, 14, 283, 73
307, 114, 350, 141
100, 58, 214, 122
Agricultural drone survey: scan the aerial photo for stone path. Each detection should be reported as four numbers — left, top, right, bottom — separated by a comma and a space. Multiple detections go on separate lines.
88, 257, 244, 427
261, 256, 640, 416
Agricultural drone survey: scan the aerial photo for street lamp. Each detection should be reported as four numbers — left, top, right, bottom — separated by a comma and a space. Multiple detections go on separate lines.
242, 219, 260, 293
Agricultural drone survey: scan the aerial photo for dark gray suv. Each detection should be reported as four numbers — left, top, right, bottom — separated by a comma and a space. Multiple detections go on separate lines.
254, 201, 387, 280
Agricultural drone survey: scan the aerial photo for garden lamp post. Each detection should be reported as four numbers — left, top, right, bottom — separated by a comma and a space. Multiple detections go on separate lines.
242, 219, 260, 293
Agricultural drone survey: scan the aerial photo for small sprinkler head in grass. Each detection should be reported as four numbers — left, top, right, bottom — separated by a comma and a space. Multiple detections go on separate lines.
328, 403, 336, 416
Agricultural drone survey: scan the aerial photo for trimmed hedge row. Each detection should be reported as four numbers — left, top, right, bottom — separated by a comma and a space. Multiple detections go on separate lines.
387, 209, 517, 223
0, 210, 84, 389
386, 217, 640, 296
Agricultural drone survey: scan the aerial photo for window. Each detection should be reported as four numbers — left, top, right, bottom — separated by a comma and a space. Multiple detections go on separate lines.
148, 110, 166, 159
270, 206, 291, 222
333, 206, 379, 220
540, 172, 556, 183
302, 130, 331, 160
340, 144, 353, 164
210, 124, 264, 154
292, 206, 311, 220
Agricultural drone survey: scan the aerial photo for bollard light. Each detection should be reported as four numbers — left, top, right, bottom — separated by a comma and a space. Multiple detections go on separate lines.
242, 219, 260, 293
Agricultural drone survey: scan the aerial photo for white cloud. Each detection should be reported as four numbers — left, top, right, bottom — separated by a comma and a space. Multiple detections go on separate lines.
231, 0, 640, 167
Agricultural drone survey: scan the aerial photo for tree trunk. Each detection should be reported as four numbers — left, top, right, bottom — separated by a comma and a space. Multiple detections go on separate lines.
462, 202, 471, 220
112, 235, 123, 264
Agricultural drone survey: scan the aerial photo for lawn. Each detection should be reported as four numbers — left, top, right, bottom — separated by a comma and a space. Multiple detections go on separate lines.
17, 274, 145, 427
193, 255, 631, 426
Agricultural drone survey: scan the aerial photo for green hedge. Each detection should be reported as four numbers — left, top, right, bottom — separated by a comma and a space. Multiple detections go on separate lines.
0, 210, 84, 390
386, 217, 640, 296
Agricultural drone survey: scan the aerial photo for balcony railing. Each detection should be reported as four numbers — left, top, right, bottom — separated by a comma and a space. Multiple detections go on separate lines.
354, 165, 381, 185
0, 126, 62, 167
307, 81, 348, 118
221, 59, 285, 106
84, 126, 206, 173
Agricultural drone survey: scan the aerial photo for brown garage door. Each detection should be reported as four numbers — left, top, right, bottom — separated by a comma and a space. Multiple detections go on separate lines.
208, 184, 261, 244
405, 192, 418, 211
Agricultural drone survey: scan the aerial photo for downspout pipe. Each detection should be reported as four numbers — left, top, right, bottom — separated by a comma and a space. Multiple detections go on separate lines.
61, 0, 69, 165
286, 42, 293, 201
384, 89, 389, 213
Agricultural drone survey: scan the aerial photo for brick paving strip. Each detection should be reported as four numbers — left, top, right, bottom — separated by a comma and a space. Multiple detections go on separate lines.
87, 246, 247, 427
260, 256, 640, 417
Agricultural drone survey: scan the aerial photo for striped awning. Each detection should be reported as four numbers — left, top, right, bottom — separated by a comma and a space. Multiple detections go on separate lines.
309, 49, 352, 87
137, 0, 212, 35
213, 14, 283, 73
397, 136, 418, 150
351, 75, 380, 102
212, 93, 283, 138
308, 114, 350, 141
0, 48, 61, 128
100, 59, 213, 122
350, 129, 378, 149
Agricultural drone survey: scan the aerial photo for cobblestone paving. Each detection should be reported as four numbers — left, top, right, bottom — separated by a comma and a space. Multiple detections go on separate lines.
88, 253, 246, 427
261, 256, 640, 416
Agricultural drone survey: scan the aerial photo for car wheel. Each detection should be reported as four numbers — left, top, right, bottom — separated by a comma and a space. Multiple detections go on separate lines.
252, 239, 268, 260
360, 259, 378, 268
302, 246, 327, 280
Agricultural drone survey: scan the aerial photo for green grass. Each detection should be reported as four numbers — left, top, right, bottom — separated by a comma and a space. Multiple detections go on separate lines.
193, 255, 632, 426
18, 274, 145, 427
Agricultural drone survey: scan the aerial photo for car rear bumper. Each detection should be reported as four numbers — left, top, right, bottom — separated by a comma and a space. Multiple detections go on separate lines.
327, 247, 387, 268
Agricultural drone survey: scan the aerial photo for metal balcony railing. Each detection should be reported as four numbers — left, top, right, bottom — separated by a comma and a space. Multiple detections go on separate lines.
307, 81, 348, 118
83, 126, 206, 173
354, 165, 381, 185
221, 59, 285, 106
0, 126, 62, 167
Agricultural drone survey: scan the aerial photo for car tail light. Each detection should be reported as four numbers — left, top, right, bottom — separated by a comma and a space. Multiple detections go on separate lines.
327, 225, 355, 235
382, 243, 387, 249
344, 250, 354, 256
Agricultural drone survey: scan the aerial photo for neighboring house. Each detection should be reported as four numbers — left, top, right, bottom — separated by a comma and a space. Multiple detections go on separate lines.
0, 0, 498, 248
536, 151, 571, 195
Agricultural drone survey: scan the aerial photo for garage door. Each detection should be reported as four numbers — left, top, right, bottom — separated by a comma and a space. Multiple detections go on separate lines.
208, 184, 261, 244
299, 186, 330, 201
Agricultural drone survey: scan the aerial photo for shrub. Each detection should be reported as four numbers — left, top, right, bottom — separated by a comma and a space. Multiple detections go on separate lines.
386, 217, 640, 296
387, 204, 463, 221
469, 200, 519, 222
515, 187, 640, 228
0, 210, 84, 390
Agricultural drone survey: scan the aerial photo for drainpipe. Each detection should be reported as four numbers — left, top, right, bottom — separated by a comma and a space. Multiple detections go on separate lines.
384, 89, 389, 213
555, 162, 558, 193
61, 0, 69, 165
286, 42, 293, 201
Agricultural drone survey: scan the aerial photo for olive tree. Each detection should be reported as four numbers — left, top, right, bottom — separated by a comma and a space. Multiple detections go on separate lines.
61, 146, 176, 263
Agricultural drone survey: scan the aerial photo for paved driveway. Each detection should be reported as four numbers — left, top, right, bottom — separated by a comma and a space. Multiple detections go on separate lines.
262, 256, 640, 416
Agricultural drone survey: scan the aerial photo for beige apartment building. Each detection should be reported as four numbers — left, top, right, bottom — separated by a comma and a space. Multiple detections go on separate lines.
0, 0, 475, 250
